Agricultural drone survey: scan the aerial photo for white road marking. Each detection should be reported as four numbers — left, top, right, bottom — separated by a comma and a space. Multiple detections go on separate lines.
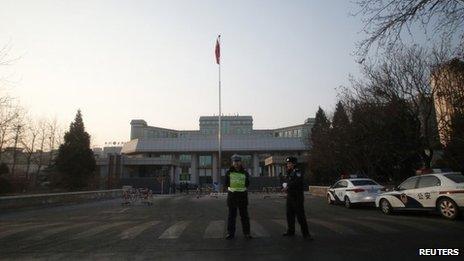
272, 219, 316, 236
158, 221, 191, 239
393, 216, 463, 229
120, 221, 160, 240
361, 217, 437, 232
100, 208, 130, 215
250, 220, 270, 238
28, 222, 96, 240
0, 222, 36, 228
118, 208, 130, 213
203, 220, 225, 239
0, 222, 64, 239
272, 219, 287, 227
335, 218, 399, 233
71, 222, 131, 240
310, 218, 358, 235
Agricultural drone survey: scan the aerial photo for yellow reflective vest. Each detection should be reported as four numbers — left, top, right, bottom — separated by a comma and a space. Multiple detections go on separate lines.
228, 171, 247, 192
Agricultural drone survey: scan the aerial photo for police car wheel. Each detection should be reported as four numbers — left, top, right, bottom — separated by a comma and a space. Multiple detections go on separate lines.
380, 199, 392, 215
438, 198, 459, 220
344, 197, 351, 209
327, 194, 333, 205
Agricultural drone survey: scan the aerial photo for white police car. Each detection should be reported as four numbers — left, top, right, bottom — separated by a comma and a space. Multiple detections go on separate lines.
327, 178, 385, 208
375, 171, 464, 220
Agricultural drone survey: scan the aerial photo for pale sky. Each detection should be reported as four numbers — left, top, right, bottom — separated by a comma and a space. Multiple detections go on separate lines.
0, 0, 367, 147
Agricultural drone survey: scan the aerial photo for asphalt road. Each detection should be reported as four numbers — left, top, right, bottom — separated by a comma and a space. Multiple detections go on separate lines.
0, 193, 463, 261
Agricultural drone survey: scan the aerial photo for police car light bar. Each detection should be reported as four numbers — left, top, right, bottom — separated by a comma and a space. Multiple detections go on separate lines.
415, 168, 455, 175
340, 174, 369, 179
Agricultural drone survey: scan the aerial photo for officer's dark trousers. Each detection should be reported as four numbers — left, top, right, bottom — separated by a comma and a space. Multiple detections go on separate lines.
286, 196, 309, 236
227, 192, 250, 235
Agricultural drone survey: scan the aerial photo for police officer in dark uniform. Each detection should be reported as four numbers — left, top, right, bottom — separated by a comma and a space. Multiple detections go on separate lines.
282, 156, 312, 240
224, 154, 252, 240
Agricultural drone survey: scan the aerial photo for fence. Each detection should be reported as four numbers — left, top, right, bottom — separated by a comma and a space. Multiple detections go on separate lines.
0, 189, 122, 210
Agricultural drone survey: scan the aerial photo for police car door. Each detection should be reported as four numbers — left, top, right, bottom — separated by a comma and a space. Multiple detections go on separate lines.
334, 180, 348, 202
397, 176, 422, 208
415, 176, 441, 208
328, 181, 342, 202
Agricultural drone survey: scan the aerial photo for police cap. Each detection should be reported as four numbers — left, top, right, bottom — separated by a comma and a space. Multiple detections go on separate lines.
231, 154, 242, 162
285, 156, 298, 164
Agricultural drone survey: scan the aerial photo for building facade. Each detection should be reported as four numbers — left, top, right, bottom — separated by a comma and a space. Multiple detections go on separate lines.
431, 58, 464, 145
96, 115, 313, 188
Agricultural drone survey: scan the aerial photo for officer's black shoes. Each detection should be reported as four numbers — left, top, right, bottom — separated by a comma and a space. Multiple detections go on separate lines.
225, 234, 234, 240
244, 234, 253, 239
303, 234, 314, 241
282, 232, 295, 237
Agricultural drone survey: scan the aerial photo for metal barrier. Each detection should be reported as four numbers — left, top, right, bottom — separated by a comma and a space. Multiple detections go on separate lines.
0, 189, 123, 210
308, 186, 329, 197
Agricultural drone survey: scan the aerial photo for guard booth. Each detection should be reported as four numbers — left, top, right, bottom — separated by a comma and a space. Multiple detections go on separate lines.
119, 173, 171, 194
264, 155, 307, 177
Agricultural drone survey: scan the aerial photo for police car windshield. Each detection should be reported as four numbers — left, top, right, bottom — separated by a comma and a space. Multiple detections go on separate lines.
350, 180, 378, 186
444, 173, 464, 183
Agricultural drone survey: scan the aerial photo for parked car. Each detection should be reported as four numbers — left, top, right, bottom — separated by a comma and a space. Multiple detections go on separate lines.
327, 178, 385, 208
375, 171, 464, 220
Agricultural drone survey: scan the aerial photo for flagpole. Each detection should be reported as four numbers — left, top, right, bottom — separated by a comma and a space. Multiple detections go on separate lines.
217, 35, 222, 190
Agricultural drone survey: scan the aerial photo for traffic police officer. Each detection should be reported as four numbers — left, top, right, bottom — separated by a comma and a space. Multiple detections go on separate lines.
282, 156, 312, 240
224, 154, 252, 240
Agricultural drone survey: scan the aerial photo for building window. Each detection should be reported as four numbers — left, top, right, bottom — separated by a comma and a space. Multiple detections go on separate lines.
180, 154, 191, 162
199, 168, 212, 177
199, 155, 212, 167
179, 173, 190, 181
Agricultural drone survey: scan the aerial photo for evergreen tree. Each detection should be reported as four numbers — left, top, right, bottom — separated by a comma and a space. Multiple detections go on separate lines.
0, 162, 11, 194
330, 101, 351, 175
0, 162, 9, 176
350, 103, 378, 177
349, 100, 422, 182
308, 107, 333, 185
444, 112, 464, 173
55, 110, 96, 190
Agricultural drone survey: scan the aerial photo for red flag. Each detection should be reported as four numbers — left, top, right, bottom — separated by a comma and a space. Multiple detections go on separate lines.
215, 35, 220, 64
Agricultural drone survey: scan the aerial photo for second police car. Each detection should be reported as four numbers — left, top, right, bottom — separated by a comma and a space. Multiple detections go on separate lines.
327, 177, 385, 208
375, 170, 464, 220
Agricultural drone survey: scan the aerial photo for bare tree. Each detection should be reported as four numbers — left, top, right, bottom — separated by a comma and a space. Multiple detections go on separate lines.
35, 120, 48, 176
0, 98, 24, 162
55, 127, 64, 149
20, 117, 39, 181
0, 44, 19, 66
355, 0, 464, 57
10, 105, 25, 174
340, 45, 453, 167
47, 117, 60, 166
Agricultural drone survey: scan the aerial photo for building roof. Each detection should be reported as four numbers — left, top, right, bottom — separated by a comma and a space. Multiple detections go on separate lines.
121, 136, 309, 154
199, 115, 253, 121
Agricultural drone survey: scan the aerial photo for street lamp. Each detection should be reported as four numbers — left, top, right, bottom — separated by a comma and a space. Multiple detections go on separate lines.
11, 124, 22, 177
48, 136, 53, 166
424, 148, 431, 157
422, 148, 432, 170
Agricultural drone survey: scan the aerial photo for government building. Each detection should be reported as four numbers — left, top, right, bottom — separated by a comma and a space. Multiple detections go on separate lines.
95, 115, 314, 190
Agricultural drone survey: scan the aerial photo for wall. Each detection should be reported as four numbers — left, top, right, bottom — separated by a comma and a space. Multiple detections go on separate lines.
308, 186, 329, 197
